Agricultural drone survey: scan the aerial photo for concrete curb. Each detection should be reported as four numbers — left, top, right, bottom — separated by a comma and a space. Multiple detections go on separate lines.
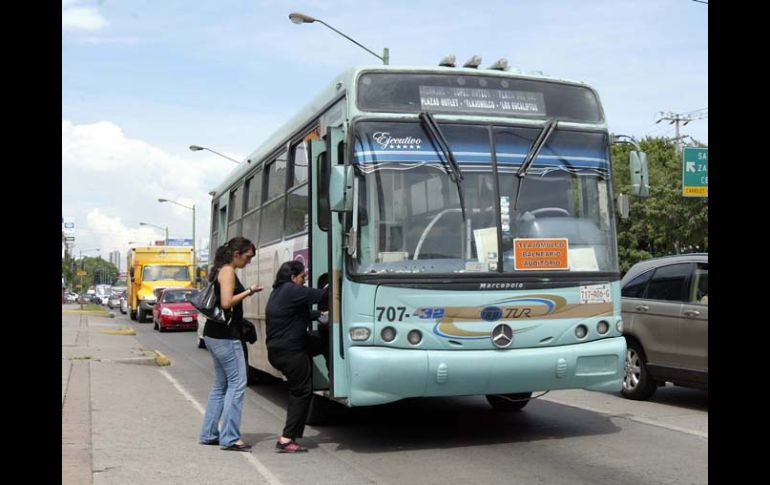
63, 310, 115, 318
98, 327, 136, 335
153, 350, 171, 366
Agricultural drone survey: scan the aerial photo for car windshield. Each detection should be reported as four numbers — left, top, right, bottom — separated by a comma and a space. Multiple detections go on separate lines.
350, 120, 617, 275
142, 265, 190, 281
161, 289, 198, 303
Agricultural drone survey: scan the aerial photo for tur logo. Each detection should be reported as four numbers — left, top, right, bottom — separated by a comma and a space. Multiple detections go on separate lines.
480, 306, 503, 322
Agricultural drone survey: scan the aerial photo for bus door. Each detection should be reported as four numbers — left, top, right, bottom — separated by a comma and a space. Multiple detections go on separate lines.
309, 125, 347, 397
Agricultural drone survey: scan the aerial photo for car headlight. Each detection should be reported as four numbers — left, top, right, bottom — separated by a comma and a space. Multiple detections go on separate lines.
161, 307, 173, 316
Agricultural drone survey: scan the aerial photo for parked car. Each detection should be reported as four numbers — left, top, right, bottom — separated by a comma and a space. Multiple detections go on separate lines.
107, 291, 124, 309
620, 253, 708, 400
152, 287, 200, 332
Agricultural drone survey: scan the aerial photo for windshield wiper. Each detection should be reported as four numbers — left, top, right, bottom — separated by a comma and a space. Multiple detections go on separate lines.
513, 118, 558, 211
419, 111, 467, 222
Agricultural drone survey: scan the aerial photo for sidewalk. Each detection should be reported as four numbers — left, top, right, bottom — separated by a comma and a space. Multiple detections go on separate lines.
61, 305, 268, 485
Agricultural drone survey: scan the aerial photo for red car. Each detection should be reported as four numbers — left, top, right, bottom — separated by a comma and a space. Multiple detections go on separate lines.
152, 287, 200, 332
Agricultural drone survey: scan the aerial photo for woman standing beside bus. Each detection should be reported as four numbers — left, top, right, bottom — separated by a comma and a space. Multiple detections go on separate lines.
266, 260, 328, 453
199, 237, 263, 452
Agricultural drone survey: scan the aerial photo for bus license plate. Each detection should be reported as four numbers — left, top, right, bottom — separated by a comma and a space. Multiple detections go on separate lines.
182, 317, 193, 322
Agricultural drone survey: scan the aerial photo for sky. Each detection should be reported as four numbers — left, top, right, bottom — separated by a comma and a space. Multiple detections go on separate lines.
61, 0, 708, 271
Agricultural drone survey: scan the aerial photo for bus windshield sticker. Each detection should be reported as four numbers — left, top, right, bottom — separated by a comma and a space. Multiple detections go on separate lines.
419, 86, 546, 116
568, 248, 599, 272
513, 238, 569, 271
579, 283, 611, 304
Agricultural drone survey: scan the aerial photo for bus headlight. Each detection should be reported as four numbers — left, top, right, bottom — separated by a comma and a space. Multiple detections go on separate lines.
575, 324, 588, 339
349, 327, 371, 341
596, 320, 610, 335
381, 326, 396, 342
407, 330, 422, 345
616, 319, 624, 333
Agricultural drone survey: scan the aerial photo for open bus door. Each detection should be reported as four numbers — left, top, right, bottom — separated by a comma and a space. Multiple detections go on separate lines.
309, 125, 347, 399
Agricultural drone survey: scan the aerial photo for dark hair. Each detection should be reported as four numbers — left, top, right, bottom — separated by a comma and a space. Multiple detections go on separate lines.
272, 260, 305, 289
208, 236, 255, 282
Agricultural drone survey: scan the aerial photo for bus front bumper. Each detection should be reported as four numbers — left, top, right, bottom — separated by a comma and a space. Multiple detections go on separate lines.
345, 337, 625, 406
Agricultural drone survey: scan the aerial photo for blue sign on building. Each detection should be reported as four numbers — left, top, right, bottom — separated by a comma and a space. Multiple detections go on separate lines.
167, 238, 193, 246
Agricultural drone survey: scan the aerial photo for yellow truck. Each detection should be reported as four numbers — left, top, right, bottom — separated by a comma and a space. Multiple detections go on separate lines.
127, 246, 195, 322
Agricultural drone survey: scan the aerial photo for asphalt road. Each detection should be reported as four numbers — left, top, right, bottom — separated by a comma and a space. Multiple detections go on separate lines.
125, 312, 708, 485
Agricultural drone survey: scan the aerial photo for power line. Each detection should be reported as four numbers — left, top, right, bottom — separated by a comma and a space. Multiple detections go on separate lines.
655, 110, 708, 151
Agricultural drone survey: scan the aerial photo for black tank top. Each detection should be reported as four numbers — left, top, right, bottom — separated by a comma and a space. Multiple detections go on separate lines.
202, 274, 245, 340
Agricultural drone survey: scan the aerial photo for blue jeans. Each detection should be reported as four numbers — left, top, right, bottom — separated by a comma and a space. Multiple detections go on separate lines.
199, 337, 247, 448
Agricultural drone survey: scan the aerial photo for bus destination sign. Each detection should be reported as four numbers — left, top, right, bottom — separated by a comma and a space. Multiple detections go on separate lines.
419, 86, 546, 116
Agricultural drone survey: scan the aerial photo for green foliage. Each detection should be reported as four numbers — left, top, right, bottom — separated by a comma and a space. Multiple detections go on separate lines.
61, 254, 120, 292
611, 137, 708, 273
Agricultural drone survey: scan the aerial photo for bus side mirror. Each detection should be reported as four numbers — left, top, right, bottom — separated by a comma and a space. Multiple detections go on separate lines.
129, 267, 135, 282
330, 165, 353, 212
629, 151, 650, 197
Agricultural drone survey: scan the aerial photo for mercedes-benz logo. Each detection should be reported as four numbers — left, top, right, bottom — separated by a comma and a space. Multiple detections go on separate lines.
491, 324, 514, 348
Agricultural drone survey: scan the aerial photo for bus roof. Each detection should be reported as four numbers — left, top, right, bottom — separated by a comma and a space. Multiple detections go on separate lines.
209, 64, 598, 197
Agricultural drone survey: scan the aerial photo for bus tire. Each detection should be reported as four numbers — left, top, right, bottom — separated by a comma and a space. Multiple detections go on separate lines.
621, 339, 657, 400
486, 392, 532, 412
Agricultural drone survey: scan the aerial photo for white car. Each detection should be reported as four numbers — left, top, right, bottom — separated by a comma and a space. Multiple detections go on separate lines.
197, 313, 206, 348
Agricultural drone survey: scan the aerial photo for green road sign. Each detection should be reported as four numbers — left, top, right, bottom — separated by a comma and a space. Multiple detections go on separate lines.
682, 147, 708, 197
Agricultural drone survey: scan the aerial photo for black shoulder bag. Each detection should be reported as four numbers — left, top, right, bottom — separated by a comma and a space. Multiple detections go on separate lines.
190, 271, 232, 325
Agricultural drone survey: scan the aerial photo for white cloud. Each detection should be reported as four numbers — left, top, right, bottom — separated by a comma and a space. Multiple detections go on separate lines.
62, 120, 240, 269
62, 6, 108, 31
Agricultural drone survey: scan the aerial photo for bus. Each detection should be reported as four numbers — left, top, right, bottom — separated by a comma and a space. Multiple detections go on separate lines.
206, 63, 648, 418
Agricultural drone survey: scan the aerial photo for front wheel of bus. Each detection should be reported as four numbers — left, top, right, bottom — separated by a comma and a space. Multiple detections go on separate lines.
486, 392, 532, 412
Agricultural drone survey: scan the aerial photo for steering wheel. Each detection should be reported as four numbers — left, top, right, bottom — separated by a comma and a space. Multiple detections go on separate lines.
528, 207, 570, 217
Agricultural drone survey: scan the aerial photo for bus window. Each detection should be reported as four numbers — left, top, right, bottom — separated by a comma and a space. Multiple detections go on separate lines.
228, 186, 243, 221
246, 169, 262, 211
266, 152, 288, 201
242, 209, 261, 245
285, 184, 309, 236
290, 142, 308, 187
317, 150, 329, 230
260, 196, 285, 245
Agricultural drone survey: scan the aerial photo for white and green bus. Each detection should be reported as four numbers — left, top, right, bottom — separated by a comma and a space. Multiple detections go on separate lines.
206, 63, 647, 418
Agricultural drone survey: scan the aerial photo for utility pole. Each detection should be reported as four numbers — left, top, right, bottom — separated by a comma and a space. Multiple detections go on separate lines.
655, 109, 708, 152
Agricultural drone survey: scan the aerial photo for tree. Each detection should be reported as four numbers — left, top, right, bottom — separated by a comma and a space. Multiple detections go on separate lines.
611, 137, 708, 273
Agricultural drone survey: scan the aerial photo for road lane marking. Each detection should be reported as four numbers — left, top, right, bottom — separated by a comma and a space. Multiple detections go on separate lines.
159, 369, 285, 485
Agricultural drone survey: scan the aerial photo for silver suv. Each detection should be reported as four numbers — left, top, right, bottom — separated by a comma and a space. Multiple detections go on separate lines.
620, 253, 708, 400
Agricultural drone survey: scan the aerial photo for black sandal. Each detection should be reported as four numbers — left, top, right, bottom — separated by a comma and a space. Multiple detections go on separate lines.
222, 442, 252, 452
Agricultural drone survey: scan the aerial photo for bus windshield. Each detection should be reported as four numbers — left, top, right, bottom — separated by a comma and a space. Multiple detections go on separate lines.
351, 120, 617, 275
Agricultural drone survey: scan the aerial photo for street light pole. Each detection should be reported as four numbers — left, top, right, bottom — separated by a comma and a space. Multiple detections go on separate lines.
139, 221, 168, 245
189, 145, 242, 164
289, 11, 389, 65
158, 198, 196, 284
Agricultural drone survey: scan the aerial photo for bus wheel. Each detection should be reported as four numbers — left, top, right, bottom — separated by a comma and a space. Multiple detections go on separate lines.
486, 392, 532, 412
